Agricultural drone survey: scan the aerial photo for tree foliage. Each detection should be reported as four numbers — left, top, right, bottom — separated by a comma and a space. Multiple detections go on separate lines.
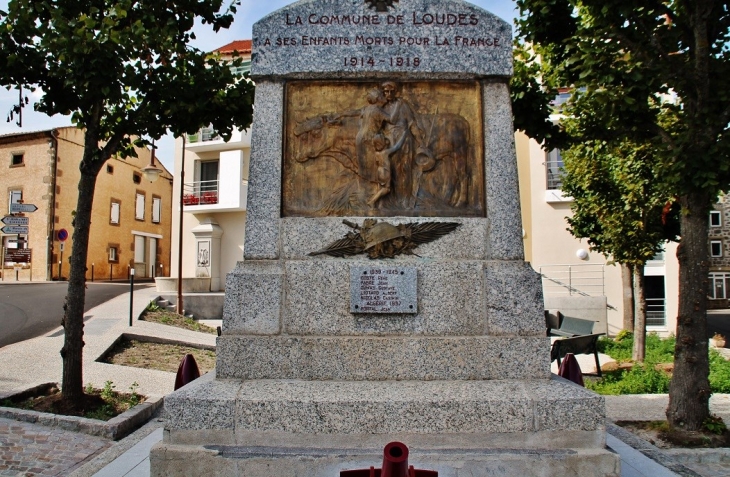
0, 0, 255, 408
512, 0, 730, 430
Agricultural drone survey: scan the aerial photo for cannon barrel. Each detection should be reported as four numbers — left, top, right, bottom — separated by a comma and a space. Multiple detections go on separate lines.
340, 441, 438, 477
381, 441, 409, 477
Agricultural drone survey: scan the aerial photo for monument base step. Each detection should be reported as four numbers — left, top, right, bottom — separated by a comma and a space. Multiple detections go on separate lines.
150, 442, 620, 477
154, 374, 619, 475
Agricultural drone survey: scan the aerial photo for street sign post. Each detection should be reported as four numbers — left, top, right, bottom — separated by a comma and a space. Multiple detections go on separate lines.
1, 226, 29, 234
1, 216, 29, 226
9, 203, 37, 214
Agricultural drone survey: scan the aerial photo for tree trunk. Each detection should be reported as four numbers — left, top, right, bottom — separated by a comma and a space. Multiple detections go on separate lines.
622, 263, 635, 332
60, 148, 104, 408
667, 191, 712, 431
632, 265, 646, 362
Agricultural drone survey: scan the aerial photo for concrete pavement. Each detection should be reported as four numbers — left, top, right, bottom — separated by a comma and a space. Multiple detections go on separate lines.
0, 287, 729, 476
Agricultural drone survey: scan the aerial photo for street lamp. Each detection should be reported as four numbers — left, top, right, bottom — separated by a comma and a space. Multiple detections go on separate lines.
142, 142, 162, 183
177, 136, 186, 316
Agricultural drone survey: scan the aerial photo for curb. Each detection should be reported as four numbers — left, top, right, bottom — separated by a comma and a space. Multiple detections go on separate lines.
665, 447, 730, 464
0, 394, 163, 441
606, 421, 703, 477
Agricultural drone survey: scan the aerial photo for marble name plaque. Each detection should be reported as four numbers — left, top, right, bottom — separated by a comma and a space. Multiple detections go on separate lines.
350, 265, 417, 314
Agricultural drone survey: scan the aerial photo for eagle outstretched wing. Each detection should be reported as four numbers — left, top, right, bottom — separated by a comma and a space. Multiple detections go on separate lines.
308, 234, 365, 258
406, 222, 461, 245
308, 220, 460, 258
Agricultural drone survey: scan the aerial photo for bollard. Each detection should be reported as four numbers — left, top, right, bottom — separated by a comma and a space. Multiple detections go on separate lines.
58, 261, 62, 281
127, 265, 130, 281
91, 263, 94, 282
129, 268, 135, 326
15, 269, 18, 281
340, 442, 438, 477
110, 263, 113, 281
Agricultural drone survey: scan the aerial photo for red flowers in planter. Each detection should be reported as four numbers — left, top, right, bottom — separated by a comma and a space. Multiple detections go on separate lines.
183, 194, 199, 205
183, 192, 218, 206
201, 192, 218, 204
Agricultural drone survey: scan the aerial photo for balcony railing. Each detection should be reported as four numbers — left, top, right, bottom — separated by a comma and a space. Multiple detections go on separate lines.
182, 180, 218, 206
646, 298, 666, 327
187, 127, 221, 144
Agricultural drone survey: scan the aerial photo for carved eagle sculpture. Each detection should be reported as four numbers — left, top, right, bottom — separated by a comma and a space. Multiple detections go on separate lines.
309, 219, 460, 259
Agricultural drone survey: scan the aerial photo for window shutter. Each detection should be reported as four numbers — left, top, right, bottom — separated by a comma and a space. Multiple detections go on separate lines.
110, 202, 120, 224
135, 193, 145, 220
152, 197, 161, 223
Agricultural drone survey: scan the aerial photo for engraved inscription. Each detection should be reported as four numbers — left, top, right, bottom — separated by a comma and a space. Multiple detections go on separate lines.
256, 10, 504, 70
350, 266, 417, 314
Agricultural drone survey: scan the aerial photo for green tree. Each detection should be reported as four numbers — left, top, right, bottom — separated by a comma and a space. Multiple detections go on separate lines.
513, 0, 730, 431
559, 94, 680, 361
0, 0, 254, 409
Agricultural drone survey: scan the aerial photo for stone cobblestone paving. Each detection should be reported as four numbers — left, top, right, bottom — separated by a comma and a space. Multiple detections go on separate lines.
0, 417, 110, 476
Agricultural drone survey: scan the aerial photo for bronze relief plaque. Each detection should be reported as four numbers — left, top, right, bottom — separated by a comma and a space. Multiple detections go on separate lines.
283, 81, 485, 217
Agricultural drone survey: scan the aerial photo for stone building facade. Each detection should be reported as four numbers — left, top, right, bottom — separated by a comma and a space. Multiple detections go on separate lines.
709, 193, 730, 308
1, 127, 173, 281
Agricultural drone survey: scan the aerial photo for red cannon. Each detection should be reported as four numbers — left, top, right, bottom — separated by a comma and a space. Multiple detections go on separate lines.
340, 441, 438, 477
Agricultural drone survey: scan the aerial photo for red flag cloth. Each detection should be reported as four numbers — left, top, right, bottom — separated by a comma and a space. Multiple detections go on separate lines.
558, 353, 584, 387
174, 354, 201, 390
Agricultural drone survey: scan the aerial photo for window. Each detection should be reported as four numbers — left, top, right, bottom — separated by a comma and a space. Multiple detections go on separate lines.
108, 246, 118, 262
545, 149, 563, 190
711, 211, 722, 227
10, 153, 23, 166
135, 193, 145, 220
152, 197, 161, 224
110, 201, 120, 225
710, 273, 730, 300
133, 173, 141, 184
711, 240, 723, 257
107, 164, 114, 174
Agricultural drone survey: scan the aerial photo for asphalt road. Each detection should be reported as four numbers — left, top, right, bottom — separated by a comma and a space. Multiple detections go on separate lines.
0, 281, 152, 348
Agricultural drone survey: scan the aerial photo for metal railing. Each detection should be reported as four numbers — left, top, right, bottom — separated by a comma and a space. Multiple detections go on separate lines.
646, 298, 666, 327
539, 264, 606, 297
545, 149, 564, 190
182, 180, 219, 206
539, 263, 618, 311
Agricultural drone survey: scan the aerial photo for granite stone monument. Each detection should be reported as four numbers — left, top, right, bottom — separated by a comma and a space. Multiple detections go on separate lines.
150, 0, 620, 475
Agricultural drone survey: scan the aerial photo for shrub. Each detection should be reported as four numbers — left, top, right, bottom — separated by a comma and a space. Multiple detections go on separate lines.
586, 364, 671, 395
597, 333, 675, 364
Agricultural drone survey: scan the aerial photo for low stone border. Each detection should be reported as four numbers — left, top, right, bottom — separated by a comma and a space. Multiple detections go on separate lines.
0, 393, 163, 441
665, 447, 730, 464
606, 421, 703, 477
95, 332, 215, 364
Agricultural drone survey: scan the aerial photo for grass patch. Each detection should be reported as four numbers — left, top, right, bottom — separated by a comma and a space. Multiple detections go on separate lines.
140, 307, 217, 334
102, 338, 216, 374
1, 381, 144, 421
587, 333, 730, 395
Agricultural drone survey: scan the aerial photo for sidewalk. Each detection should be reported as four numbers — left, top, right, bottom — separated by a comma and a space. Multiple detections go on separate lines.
0, 284, 215, 476
0, 291, 727, 477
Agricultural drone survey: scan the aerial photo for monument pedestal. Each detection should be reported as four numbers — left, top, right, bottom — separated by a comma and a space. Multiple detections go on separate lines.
151, 0, 620, 475
152, 374, 619, 476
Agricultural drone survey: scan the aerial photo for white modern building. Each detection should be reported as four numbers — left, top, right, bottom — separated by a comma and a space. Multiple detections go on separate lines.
160, 41, 252, 316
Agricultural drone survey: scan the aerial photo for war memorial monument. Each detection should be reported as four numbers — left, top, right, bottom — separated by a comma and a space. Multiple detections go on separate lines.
150, 0, 620, 475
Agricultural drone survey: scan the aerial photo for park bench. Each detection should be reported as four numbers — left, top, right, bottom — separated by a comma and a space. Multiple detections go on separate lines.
550, 333, 604, 377
546, 311, 605, 377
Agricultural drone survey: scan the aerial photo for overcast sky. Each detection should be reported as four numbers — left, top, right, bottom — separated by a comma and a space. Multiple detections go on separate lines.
0, 0, 518, 171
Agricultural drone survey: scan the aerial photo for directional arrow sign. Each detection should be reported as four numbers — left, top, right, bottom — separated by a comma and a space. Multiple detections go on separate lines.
1, 226, 29, 234
9, 203, 37, 213
2, 216, 29, 226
